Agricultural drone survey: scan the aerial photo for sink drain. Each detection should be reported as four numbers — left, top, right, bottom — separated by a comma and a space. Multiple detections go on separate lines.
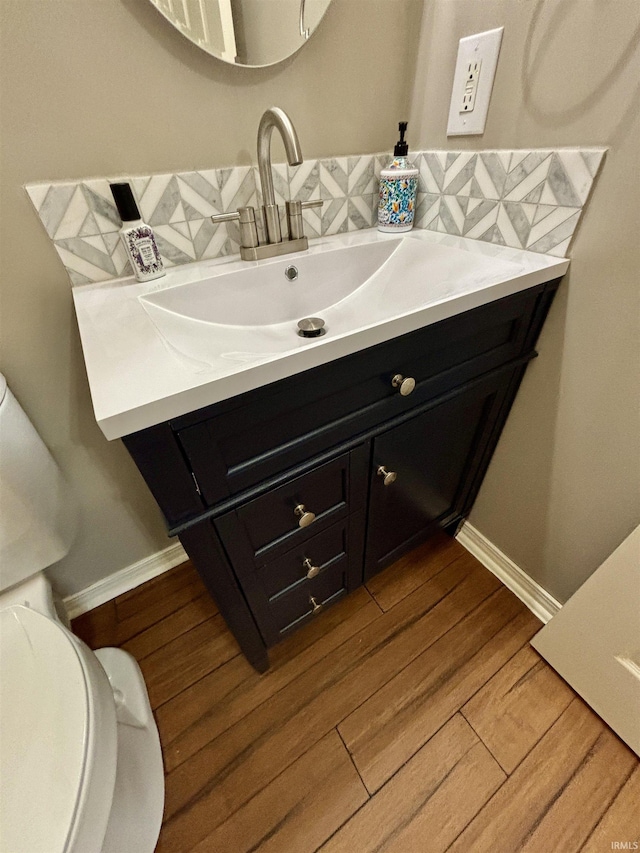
297, 317, 326, 338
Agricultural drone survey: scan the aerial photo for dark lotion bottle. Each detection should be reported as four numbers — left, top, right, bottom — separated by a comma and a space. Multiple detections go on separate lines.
110, 182, 165, 282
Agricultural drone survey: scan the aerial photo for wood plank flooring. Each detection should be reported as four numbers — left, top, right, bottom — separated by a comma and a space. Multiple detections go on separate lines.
73, 533, 639, 852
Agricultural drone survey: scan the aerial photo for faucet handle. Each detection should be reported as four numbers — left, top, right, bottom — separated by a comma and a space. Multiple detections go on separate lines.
211, 206, 259, 249
286, 199, 323, 240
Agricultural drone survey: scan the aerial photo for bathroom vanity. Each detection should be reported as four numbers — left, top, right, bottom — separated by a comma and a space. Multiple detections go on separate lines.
72, 229, 567, 671
122, 278, 560, 671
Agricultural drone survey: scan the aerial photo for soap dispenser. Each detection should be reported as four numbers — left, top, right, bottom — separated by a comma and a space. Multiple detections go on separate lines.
377, 121, 419, 233
110, 182, 165, 282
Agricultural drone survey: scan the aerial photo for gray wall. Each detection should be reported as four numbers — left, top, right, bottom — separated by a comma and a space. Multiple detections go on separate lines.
409, 0, 640, 601
0, 0, 422, 595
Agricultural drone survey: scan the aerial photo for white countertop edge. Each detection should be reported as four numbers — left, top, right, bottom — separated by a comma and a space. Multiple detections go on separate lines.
89, 254, 568, 440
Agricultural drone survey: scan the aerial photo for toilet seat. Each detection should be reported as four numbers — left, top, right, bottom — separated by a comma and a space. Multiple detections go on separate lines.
0, 605, 117, 853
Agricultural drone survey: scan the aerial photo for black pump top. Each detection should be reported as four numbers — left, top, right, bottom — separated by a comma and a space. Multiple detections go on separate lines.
110, 182, 141, 223
393, 121, 409, 157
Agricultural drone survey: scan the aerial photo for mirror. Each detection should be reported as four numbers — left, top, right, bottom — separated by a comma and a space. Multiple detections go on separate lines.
149, 0, 333, 67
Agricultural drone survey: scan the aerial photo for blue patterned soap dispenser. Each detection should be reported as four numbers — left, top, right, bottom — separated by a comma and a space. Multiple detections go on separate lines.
378, 121, 419, 233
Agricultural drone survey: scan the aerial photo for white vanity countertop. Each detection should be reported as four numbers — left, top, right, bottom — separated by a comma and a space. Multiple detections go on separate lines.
72, 228, 569, 440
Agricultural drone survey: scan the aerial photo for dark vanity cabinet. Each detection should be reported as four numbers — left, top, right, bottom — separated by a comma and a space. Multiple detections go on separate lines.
123, 278, 560, 671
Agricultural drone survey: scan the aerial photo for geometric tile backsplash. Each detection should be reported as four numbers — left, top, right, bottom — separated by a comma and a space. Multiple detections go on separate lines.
26, 147, 605, 285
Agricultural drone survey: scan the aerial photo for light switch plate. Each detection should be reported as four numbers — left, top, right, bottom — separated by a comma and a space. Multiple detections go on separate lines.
447, 27, 504, 136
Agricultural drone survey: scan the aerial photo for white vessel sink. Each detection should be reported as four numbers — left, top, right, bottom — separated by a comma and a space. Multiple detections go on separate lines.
72, 228, 569, 439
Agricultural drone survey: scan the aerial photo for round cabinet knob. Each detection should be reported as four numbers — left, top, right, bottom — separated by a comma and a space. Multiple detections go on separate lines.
303, 558, 320, 579
392, 374, 416, 396
309, 596, 323, 614
377, 465, 397, 486
294, 504, 316, 528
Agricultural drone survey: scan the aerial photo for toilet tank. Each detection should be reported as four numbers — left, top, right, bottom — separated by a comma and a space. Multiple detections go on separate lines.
0, 374, 76, 592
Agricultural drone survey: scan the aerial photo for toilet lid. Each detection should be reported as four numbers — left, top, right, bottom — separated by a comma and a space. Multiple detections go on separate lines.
0, 606, 90, 853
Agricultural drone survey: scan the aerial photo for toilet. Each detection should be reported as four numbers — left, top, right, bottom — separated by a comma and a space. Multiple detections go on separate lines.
0, 374, 164, 853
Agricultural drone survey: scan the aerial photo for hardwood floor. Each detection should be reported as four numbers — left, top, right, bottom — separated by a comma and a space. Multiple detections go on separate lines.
73, 533, 639, 852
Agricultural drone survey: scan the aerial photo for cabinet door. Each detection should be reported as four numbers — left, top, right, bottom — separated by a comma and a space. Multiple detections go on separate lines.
364, 373, 510, 579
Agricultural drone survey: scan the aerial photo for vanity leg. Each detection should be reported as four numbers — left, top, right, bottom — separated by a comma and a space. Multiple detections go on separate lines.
178, 523, 270, 674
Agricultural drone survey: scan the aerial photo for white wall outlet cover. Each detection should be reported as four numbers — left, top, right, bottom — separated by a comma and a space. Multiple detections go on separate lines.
447, 27, 504, 136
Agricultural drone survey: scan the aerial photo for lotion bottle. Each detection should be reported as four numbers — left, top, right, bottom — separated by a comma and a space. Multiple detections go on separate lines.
110, 182, 165, 281
377, 122, 419, 233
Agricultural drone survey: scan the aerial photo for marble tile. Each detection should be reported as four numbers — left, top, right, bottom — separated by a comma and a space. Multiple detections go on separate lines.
54, 238, 117, 284
527, 208, 581, 254
479, 153, 510, 199
322, 197, 348, 235
348, 155, 376, 196
348, 195, 376, 231
463, 201, 499, 241
416, 154, 441, 195
288, 160, 320, 202
503, 152, 553, 201
29, 183, 76, 238
414, 193, 440, 230
25, 182, 50, 212
373, 153, 390, 179
188, 218, 234, 260
81, 180, 122, 233
102, 232, 131, 277
499, 201, 533, 249
532, 204, 557, 225
479, 222, 507, 246
544, 153, 582, 207
496, 203, 526, 249
177, 170, 223, 219
132, 174, 185, 226
153, 223, 196, 266
319, 157, 349, 199
26, 146, 605, 284
443, 153, 477, 196
462, 199, 499, 238
422, 152, 447, 192
579, 149, 606, 179
440, 195, 465, 236
301, 204, 322, 239
49, 186, 93, 240
54, 234, 117, 276
218, 166, 256, 212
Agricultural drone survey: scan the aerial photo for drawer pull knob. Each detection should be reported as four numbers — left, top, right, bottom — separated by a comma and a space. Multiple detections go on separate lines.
303, 558, 320, 579
392, 374, 416, 396
377, 465, 397, 486
310, 596, 323, 613
294, 504, 316, 528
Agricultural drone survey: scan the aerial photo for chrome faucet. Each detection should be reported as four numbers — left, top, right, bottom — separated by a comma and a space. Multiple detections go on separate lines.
211, 106, 322, 261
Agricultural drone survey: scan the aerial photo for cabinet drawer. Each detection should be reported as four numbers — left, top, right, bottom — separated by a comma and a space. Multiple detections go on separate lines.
175, 288, 543, 506
223, 511, 365, 646
215, 448, 368, 571
257, 519, 352, 598
267, 560, 349, 637
249, 514, 365, 643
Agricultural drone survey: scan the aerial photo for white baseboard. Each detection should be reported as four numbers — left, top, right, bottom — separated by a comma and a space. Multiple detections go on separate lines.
63, 542, 188, 620
64, 523, 560, 625
456, 521, 561, 624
